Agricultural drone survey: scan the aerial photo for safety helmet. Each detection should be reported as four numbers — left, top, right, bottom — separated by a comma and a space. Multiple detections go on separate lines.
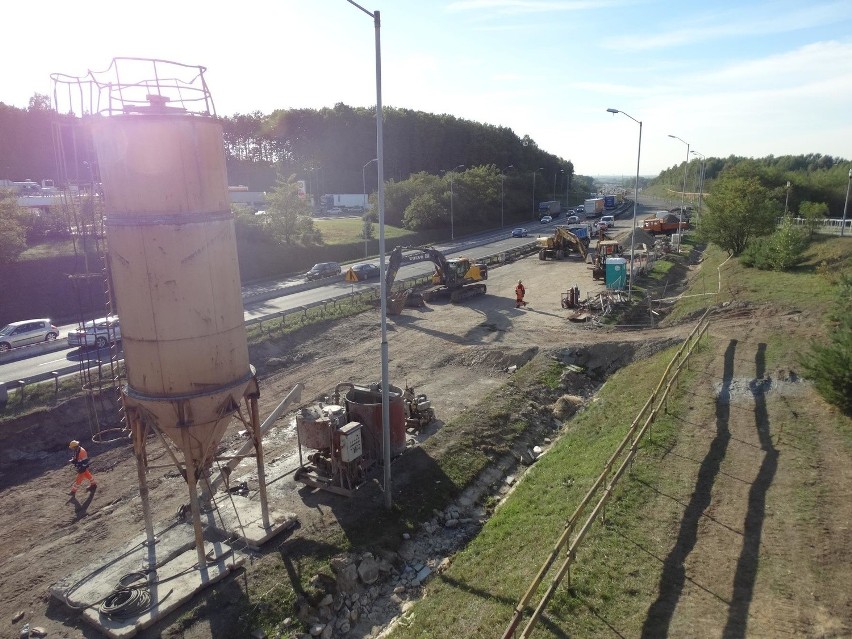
69, 440, 80, 449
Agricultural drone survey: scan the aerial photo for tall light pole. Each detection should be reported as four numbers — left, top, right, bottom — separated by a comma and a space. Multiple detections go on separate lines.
607, 108, 642, 300
668, 134, 690, 248
362, 157, 377, 204
691, 150, 705, 225
784, 180, 791, 217
532, 167, 543, 218
553, 169, 563, 202
500, 165, 513, 229
347, 0, 391, 509
841, 167, 851, 237
361, 158, 377, 258
445, 164, 464, 241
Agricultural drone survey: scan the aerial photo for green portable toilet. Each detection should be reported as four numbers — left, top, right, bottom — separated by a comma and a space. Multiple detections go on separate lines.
605, 257, 627, 290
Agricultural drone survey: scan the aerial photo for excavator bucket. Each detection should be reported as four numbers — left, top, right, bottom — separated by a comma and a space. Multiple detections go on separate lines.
387, 290, 411, 315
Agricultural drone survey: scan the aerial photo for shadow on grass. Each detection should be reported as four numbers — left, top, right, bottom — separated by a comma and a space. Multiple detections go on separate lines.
640, 339, 736, 638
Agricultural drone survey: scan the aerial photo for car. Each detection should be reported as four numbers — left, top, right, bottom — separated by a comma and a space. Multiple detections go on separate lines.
67, 315, 121, 349
350, 263, 381, 281
576, 206, 585, 214
540, 215, 552, 224
0, 319, 59, 352
511, 227, 528, 238
305, 262, 343, 281
327, 207, 343, 214
565, 215, 580, 224
600, 215, 615, 228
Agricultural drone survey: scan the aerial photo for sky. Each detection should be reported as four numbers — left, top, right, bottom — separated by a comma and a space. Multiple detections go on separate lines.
3, 0, 851, 177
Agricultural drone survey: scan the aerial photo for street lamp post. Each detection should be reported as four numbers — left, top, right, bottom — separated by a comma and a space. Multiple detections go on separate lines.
841, 168, 851, 237
500, 165, 513, 229
553, 169, 563, 202
532, 167, 543, 218
446, 164, 465, 241
691, 150, 705, 225
606, 108, 642, 300
362, 158, 378, 256
362, 158, 378, 203
784, 180, 791, 217
347, 0, 392, 509
668, 134, 690, 249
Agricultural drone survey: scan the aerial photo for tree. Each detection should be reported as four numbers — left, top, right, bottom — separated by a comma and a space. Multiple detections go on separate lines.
701, 174, 777, 254
800, 274, 852, 416
798, 200, 829, 238
0, 191, 27, 263
403, 192, 447, 230
264, 174, 321, 244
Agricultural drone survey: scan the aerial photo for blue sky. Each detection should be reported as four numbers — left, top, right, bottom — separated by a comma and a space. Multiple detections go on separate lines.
3, 0, 850, 176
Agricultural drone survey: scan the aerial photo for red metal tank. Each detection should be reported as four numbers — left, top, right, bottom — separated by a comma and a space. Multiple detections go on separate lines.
344, 384, 406, 458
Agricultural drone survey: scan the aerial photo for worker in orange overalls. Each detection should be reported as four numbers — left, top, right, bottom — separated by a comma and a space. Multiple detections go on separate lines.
515, 280, 527, 308
68, 440, 97, 494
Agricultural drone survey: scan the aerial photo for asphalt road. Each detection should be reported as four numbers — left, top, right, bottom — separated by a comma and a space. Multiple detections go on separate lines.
1, 199, 667, 387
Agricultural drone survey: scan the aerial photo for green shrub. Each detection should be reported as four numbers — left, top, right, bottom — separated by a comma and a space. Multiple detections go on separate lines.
800, 273, 852, 415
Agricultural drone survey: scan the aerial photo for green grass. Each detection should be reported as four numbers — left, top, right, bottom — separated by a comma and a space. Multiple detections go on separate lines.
386, 343, 699, 638
666, 236, 850, 324
313, 218, 417, 246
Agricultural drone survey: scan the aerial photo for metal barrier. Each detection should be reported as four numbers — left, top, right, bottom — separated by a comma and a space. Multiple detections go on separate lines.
244, 240, 540, 332
502, 307, 711, 639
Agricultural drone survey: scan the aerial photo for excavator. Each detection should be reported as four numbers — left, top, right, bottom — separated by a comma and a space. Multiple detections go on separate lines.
415, 246, 488, 303
383, 245, 488, 312
536, 227, 589, 261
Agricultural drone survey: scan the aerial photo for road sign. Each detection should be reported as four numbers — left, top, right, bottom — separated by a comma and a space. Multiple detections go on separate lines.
344, 268, 358, 283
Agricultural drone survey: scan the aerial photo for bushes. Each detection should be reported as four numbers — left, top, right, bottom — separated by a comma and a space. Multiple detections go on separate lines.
741, 217, 808, 271
800, 273, 852, 416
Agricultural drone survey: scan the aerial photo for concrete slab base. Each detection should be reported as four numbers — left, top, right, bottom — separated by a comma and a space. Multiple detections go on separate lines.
203, 494, 298, 550
51, 523, 246, 639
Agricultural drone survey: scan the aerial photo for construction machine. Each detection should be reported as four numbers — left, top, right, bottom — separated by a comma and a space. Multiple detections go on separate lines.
536, 227, 589, 261
408, 246, 488, 303
384, 246, 416, 315
591, 239, 623, 280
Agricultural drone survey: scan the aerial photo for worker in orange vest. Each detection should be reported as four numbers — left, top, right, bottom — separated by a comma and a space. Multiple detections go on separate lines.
515, 280, 527, 308
68, 440, 97, 494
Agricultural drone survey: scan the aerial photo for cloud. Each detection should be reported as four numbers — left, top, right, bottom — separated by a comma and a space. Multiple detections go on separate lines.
446, 0, 617, 16
605, 1, 849, 51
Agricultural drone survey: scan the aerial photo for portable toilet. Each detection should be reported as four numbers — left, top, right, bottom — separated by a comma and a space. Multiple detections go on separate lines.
605, 257, 627, 290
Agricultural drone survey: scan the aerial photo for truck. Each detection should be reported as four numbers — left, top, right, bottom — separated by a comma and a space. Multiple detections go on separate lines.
537, 201, 561, 219
584, 197, 604, 218
642, 211, 690, 235
604, 195, 616, 210
322, 194, 369, 211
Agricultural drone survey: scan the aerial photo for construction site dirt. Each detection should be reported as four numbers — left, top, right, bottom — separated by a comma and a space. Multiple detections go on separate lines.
1, 241, 848, 639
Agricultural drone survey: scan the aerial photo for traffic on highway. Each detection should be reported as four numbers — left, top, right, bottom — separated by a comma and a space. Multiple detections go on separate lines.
0, 202, 653, 387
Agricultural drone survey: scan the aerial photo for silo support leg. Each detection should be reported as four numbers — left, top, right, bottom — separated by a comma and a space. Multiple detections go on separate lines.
182, 430, 209, 575
249, 395, 271, 529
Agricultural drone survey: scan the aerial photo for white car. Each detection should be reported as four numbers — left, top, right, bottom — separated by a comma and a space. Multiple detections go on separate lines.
68, 315, 121, 349
540, 215, 552, 224
600, 215, 615, 227
0, 319, 59, 352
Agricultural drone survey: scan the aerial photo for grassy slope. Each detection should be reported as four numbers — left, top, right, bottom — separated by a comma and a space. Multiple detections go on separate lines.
386, 237, 851, 638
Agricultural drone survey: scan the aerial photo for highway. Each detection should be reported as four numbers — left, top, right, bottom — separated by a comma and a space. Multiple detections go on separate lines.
0, 224, 555, 386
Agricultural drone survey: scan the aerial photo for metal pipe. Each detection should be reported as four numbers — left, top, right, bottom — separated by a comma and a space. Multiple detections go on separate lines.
210, 383, 303, 491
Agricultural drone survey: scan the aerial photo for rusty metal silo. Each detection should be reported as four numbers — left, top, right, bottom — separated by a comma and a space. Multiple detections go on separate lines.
91, 100, 252, 469
52, 59, 267, 567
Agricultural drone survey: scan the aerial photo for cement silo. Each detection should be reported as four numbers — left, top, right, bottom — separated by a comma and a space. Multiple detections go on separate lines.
53, 59, 268, 567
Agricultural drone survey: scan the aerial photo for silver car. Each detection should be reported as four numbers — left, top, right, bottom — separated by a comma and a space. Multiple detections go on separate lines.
67, 315, 121, 349
0, 319, 59, 352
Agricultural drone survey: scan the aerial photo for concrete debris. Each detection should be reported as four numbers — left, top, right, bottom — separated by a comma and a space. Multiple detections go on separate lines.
357, 556, 380, 585
250, 629, 267, 639
12, 611, 24, 623
29, 629, 46, 639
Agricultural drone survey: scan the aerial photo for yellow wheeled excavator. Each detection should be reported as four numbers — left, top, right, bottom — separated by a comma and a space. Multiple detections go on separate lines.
536, 227, 589, 261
